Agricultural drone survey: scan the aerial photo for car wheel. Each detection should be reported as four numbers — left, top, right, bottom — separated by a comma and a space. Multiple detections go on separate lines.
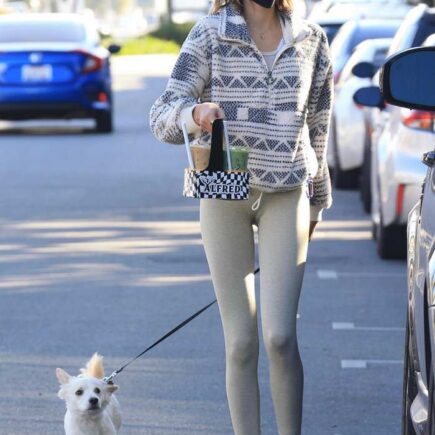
402, 312, 417, 435
377, 214, 407, 259
332, 119, 360, 190
360, 136, 371, 213
95, 110, 113, 133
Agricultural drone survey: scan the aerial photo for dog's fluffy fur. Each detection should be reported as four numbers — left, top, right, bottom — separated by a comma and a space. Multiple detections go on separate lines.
56, 353, 121, 435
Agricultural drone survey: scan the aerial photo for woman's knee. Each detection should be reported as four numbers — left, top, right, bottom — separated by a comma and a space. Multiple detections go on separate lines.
264, 331, 297, 359
226, 336, 259, 367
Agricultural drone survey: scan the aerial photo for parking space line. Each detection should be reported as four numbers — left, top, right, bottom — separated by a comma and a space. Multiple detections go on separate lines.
341, 359, 403, 369
316, 270, 405, 279
317, 269, 338, 279
332, 322, 404, 331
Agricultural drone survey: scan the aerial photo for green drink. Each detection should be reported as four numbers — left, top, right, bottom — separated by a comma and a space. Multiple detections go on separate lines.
223, 147, 249, 171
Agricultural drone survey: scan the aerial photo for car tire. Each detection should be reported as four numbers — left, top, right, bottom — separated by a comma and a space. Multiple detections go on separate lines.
360, 136, 371, 213
95, 110, 113, 133
332, 118, 360, 190
376, 215, 407, 260
402, 312, 417, 435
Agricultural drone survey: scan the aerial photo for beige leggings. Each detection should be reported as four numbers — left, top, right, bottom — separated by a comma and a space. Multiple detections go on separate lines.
200, 186, 310, 435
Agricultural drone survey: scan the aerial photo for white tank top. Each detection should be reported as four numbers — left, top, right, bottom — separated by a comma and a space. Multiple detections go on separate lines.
261, 38, 285, 70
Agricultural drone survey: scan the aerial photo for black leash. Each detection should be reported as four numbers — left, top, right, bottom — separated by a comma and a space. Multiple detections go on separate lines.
103, 267, 260, 384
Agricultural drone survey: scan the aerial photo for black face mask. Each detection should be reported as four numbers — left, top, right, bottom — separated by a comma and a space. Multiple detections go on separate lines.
250, 0, 275, 8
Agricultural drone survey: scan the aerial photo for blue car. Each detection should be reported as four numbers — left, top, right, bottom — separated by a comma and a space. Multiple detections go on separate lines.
0, 14, 120, 133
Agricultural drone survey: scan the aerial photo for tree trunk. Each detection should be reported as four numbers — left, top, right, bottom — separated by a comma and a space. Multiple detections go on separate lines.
167, 0, 173, 24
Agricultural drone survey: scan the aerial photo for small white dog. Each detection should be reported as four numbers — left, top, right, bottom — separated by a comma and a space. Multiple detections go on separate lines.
56, 353, 121, 435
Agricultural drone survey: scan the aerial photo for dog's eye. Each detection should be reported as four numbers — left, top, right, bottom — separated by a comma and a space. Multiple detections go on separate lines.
94, 388, 100, 394
75, 389, 84, 396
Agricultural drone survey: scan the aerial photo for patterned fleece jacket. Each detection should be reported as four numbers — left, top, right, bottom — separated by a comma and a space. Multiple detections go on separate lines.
149, 3, 334, 221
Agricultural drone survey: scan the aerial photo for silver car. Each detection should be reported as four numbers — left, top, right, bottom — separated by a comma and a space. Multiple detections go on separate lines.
379, 45, 435, 434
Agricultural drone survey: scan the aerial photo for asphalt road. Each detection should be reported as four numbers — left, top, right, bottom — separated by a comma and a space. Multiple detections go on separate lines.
0, 54, 408, 435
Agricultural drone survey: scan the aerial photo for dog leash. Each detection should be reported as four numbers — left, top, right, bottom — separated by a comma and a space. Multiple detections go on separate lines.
103, 267, 260, 384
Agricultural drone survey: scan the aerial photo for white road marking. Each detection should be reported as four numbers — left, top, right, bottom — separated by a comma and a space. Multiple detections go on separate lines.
317, 269, 338, 279
316, 269, 406, 279
341, 360, 367, 368
332, 322, 404, 331
340, 271, 406, 278
341, 359, 403, 369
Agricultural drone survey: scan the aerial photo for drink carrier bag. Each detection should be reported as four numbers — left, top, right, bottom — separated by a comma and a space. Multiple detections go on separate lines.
182, 119, 250, 200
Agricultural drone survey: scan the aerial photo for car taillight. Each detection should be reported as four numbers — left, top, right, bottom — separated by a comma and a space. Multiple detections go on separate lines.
401, 109, 435, 131
74, 50, 103, 74
396, 184, 405, 217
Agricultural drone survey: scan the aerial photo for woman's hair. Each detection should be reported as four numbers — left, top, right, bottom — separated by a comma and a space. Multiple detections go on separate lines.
210, 0, 293, 14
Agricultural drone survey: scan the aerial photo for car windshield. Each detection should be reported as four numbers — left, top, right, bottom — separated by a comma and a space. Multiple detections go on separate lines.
349, 24, 400, 55
0, 20, 86, 43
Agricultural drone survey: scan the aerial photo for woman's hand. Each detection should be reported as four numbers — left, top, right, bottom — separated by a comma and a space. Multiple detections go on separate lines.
309, 221, 318, 241
193, 103, 225, 133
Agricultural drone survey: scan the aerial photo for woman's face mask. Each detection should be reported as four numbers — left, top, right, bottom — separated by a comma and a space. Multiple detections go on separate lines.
250, 0, 275, 8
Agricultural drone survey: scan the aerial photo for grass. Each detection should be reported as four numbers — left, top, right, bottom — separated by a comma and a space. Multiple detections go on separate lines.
103, 21, 195, 56
114, 35, 180, 55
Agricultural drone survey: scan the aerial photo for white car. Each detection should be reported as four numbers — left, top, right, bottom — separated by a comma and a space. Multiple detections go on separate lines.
353, 4, 435, 259
328, 38, 392, 188
330, 19, 400, 85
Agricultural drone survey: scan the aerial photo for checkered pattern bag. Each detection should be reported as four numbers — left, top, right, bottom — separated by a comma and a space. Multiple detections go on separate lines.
183, 169, 250, 200
182, 119, 250, 200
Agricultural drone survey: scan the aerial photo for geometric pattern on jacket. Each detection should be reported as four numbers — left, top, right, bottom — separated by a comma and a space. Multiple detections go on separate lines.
150, 3, 334, 211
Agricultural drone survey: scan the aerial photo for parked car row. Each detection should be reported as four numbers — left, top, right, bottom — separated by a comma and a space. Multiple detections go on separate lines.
316, 2, 435, 260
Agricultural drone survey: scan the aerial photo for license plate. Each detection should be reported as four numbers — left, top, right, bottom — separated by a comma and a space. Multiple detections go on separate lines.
21, 64, 53, 82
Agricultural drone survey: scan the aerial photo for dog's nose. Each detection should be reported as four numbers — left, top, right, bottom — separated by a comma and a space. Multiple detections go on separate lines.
89, 397, 98, 406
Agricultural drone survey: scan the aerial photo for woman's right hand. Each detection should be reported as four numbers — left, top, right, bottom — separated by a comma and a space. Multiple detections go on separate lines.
193, 103, 225, 133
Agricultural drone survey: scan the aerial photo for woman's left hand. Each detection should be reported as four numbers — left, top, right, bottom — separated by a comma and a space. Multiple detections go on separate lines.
309, 221, 318, 241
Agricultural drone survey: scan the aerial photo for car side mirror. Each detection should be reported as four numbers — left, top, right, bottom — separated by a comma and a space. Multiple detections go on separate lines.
353, 86, 385, 109
352, 62, 376, 78
108, 44, 122, 55
380, 46, 435, 111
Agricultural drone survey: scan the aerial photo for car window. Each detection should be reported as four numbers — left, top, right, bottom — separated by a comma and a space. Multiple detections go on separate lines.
349, 23, 400, 55
321, 24, 343, 44
0, 21, 86, 43
338, 44, 387, 84
413, 12, 435, 47
373, 47, 388, 67
386, 6, 434, 55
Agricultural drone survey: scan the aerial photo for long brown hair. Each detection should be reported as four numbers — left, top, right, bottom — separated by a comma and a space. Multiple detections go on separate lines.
210, 0, 293, 14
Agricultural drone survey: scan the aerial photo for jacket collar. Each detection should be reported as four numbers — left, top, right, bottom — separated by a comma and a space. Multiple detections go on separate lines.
218, 3, 312, 47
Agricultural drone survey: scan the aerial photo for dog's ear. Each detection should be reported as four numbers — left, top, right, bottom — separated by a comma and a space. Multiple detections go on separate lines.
56, 368, 71, 385
106, 384, 119, 394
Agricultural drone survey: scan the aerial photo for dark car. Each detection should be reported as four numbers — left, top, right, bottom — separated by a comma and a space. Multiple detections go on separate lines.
380, 45, 435, 434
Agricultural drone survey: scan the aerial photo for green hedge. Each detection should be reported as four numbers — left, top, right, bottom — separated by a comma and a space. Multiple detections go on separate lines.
150, 21, 195, 46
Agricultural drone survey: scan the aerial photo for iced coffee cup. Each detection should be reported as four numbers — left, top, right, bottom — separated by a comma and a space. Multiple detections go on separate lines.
190, 145, 211, 171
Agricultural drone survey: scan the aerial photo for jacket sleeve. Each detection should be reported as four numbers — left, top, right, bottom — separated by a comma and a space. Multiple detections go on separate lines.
149, 19, 211, 144
306, 29, 334, 221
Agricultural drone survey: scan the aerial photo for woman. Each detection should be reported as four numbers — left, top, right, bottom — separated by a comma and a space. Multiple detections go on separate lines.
150, 1, 333, 433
